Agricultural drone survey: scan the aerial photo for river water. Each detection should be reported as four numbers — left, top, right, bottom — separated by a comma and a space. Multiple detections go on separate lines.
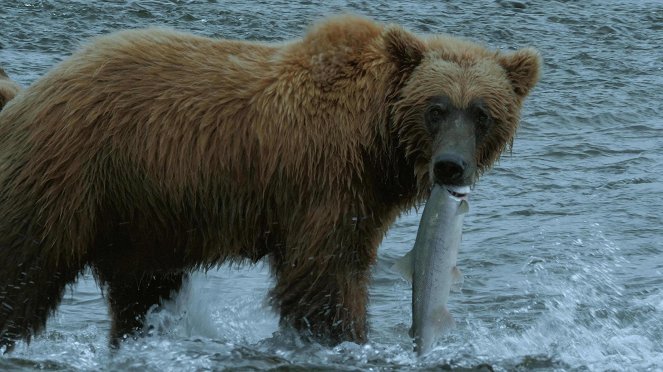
1, 1, 661, 371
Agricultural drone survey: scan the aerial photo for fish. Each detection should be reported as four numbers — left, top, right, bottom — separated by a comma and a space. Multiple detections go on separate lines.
392, 184, 470, 356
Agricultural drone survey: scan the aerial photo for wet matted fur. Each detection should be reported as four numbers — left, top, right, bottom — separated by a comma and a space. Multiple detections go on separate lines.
0, 15, 540, 350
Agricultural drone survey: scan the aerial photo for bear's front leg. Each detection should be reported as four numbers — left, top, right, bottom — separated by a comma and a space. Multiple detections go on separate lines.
94, 268, 186, 348
269, 222, 377, 345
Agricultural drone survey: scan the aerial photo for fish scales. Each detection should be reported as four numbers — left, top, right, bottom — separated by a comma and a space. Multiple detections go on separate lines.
393, 184, 469, 356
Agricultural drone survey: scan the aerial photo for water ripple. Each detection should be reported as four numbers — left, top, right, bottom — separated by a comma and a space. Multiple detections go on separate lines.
1, 0, 662, 370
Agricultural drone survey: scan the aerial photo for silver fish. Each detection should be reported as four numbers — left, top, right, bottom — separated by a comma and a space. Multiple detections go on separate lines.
393, 184, 469, 356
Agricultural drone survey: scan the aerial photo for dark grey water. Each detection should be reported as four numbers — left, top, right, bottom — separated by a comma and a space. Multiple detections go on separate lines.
1, 0, 662, 371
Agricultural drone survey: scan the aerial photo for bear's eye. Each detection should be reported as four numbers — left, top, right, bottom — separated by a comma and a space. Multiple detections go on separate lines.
428, 106, 447, 123
425, 106, 447, 135
474, 106, 492, 132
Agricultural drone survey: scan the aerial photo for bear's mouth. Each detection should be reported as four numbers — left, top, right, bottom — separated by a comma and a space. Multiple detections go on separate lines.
445, 185, 471, 201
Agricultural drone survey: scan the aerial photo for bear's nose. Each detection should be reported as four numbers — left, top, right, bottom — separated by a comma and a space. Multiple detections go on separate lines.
433, 154, 467, 186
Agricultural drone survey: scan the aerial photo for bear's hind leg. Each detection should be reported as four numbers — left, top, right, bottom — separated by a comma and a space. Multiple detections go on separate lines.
0, 253, 84, 352
96, 270, 186, 348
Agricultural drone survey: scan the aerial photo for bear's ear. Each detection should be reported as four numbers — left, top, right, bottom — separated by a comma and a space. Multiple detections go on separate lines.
383, 26, 425, 72
498, 47, 542, 98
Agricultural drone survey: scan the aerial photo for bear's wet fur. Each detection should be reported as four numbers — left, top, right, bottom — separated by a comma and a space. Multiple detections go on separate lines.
0, 15, 540, 350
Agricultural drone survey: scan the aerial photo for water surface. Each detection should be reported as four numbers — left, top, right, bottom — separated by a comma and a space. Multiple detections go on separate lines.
1, 1, 662, 370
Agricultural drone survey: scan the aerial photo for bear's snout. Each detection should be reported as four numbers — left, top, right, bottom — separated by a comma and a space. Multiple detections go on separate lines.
433, 154, 469, 186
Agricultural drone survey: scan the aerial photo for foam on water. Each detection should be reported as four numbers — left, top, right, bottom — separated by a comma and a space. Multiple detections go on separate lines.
4, 233, 662, 371
457, 223, 662, 371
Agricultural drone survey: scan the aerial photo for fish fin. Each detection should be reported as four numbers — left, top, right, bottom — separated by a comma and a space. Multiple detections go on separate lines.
451, 266, 464, 292
457, 200, 469, 215
391, 249, 414, 282
434, 307, 456, 333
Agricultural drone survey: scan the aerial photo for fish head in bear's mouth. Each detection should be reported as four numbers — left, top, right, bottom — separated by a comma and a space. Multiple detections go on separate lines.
444, 185, 471, 201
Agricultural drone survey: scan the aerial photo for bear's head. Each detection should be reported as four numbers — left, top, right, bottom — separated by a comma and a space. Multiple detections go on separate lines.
383, 26, 541, 196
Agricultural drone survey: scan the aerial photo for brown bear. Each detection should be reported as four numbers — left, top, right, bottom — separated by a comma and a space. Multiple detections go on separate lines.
0, 68, 21, 110
0, 15, 540, 351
